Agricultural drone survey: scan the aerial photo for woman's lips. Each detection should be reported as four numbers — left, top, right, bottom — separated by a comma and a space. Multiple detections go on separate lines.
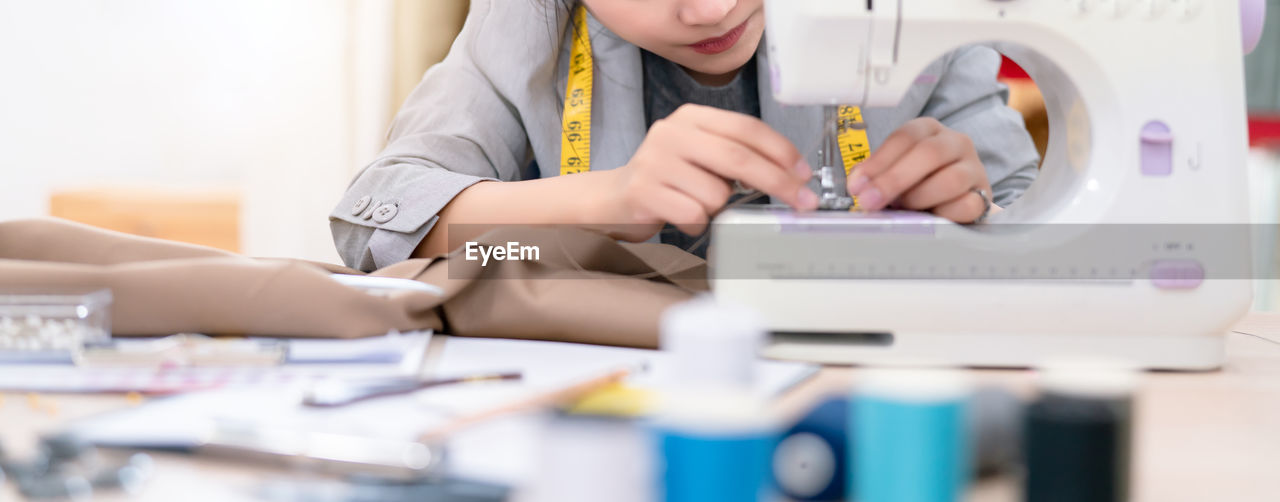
688, 20, 749, 55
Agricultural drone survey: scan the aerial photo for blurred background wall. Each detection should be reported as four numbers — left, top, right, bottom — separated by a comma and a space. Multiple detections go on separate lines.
0, 0, 467, 263
1244, 0, 1280, 310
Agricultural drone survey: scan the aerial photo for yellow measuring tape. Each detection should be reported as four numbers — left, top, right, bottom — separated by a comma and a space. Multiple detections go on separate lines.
560, 5, 871, 179
560, 5, 594, 176
837, 106, 871, 175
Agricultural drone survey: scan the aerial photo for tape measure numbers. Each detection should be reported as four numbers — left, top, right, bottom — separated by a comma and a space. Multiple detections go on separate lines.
560, 5, 594, 176
837, 106, 870, 175
560, 5, 871, 180
837, 106, 870, 210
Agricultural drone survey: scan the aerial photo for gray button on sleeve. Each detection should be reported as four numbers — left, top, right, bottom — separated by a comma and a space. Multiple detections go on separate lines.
372, 204, 399, 224
351, 195, 372, 215
329, 165, 494, 271
361, 201, 380, 220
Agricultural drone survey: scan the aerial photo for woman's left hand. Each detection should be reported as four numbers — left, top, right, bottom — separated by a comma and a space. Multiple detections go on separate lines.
846, 117, 995, 223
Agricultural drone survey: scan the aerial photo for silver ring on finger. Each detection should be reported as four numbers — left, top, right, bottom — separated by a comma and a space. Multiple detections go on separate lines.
970, 187, 992, 224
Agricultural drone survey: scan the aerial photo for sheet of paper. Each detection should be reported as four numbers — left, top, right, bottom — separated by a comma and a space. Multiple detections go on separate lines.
284, 331, 432, 364
432, 336, 818, 400
67, 336, 819, 484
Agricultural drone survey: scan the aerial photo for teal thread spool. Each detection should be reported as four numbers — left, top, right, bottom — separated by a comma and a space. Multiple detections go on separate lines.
853, 368, 973, 502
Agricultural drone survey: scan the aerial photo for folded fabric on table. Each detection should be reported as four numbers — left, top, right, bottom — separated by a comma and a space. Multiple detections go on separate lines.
0, 219, 707, 348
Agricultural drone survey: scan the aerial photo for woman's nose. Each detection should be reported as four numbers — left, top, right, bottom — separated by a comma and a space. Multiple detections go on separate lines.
678, 0, 737, 27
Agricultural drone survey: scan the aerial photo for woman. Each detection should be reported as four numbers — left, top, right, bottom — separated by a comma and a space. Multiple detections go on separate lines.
330, 0, 1040, 272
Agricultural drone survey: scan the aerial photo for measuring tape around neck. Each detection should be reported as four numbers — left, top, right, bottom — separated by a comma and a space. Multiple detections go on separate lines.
560, 5, 594, 176
559, 5, 872, 179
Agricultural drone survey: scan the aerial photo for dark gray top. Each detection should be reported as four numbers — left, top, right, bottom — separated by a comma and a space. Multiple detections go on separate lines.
643, 49, 763, 258
643, 49, 760, 124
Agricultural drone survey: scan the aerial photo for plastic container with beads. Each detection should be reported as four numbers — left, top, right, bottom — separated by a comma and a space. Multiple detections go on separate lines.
0, 289, 111, 352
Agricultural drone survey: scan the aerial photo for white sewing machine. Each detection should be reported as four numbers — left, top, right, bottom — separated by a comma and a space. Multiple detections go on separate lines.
711, 0, 1267, 370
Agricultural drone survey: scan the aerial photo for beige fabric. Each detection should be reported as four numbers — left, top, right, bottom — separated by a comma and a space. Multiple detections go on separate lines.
0, 219, 706, 348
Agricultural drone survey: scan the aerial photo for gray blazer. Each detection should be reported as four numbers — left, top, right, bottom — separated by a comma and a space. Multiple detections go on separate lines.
330, 0, 1041, 272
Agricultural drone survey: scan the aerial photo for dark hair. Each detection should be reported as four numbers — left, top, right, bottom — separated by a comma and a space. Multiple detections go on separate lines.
534, 0, 635, 93
532, 0, 575, 46
526, 0, 634, 119
531, 0, 576, 111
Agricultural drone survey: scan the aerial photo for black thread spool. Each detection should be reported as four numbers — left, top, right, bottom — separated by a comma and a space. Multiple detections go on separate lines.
1023, 367, 1136, 502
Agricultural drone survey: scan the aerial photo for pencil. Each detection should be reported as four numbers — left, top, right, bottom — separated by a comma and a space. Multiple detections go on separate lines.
417, 364, 640, 441
302, 372, 523, 408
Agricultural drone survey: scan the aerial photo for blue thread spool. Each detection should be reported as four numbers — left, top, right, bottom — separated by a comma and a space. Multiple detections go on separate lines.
655, 423, 776, 502
852, 368, 972, 502
654, 296, 774, 502
772, 396, 849, 501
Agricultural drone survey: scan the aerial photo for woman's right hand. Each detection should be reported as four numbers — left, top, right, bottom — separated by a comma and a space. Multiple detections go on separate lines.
600, 104, 819, 241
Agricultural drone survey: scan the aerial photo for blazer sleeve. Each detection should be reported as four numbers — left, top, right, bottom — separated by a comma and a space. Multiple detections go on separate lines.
329, 0, 533, 272
919, 46, 1040, 208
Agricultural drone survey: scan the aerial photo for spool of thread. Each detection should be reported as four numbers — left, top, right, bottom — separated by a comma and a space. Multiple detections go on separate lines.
773, 396, 849, 502
659, 295, 764, 389
521, 413, 652, 502
852, 368, 972, 502
773, 386, 1022, 502
654, 296, 774, 502
655, 423, 775, 502
1024, 363, 1137, 502
969, 386, 1024, 476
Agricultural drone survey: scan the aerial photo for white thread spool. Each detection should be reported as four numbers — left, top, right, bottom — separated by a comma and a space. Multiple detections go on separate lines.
660, 295, 765, 390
